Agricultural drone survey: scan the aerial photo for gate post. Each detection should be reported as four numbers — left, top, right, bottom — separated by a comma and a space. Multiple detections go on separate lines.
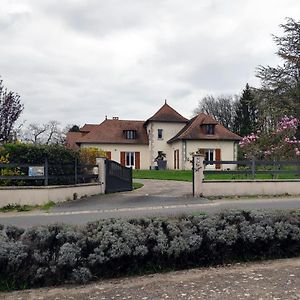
193, 154, 204, 197
96, 157, 106, 194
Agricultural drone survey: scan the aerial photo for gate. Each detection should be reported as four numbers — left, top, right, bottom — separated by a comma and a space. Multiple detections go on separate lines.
105, 160, 133, 193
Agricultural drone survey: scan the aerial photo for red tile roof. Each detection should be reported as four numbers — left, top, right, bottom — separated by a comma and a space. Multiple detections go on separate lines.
168, 113, 241, 143
145, 102, 188, 125
66, 132, 86, 149
75, 119, 148, 145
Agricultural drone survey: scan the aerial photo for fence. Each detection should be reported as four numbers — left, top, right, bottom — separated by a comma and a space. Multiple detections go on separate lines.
0, 158, 99, 186
203, 159, 300, 180
193, 155, 300, 197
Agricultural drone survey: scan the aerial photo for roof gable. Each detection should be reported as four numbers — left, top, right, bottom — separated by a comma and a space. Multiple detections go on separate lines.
145, 102, 188, 125
168, 113, 241, 143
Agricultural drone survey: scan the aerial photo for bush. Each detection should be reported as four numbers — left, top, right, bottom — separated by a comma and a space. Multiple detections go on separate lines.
1, 210, 300, 290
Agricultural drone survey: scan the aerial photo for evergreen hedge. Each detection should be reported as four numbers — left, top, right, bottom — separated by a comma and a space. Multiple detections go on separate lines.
1, 210, 300, 290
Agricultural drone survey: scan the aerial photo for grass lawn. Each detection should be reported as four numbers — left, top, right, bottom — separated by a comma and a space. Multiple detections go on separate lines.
133, 170, 193, 181
133, 169, 300, 182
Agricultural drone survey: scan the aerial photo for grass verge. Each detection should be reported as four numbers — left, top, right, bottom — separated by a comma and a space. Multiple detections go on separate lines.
133, 182, 144, 190
0, 201, 56, 213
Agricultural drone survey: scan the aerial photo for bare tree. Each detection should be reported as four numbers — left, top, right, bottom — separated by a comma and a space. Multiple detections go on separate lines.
0, 79, 24, 143
193, 95, 238, 130
22, 121, 67, 145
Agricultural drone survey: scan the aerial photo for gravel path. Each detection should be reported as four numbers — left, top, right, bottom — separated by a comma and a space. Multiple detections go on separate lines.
2, 258, 300, 300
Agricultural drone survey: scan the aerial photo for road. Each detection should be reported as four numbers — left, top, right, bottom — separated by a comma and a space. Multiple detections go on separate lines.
1, 179, 300, 227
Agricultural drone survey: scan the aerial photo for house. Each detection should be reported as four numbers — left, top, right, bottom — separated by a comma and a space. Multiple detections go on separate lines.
66, 102, 241, 170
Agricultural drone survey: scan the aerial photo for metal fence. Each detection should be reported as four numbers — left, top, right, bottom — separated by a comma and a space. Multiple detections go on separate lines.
203, 159, 300, 180
0, 158, 99, 186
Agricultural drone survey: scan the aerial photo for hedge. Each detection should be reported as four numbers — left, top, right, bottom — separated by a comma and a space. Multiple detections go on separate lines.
1, 210, 300, 290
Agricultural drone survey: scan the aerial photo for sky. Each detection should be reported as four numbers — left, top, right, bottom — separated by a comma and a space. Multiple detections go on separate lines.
1, 0, 300, 127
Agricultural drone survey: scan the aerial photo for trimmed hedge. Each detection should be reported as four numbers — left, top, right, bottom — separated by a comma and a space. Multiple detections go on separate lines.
1, 210, 300, 290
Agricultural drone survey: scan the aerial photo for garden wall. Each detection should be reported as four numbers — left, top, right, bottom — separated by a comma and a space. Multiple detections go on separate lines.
0, 183, 103, 207
202, 179, 300, 196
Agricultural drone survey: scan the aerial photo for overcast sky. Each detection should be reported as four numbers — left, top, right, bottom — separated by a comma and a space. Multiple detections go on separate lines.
1, 0, 300, 127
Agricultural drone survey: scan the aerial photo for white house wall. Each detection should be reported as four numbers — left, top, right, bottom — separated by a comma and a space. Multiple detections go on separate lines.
81, 144, 150, 169
146, 121, 186, 169
181, 140, 238, 170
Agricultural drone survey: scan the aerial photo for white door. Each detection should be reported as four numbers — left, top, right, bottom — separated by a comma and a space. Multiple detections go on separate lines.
125, 152, 135, 169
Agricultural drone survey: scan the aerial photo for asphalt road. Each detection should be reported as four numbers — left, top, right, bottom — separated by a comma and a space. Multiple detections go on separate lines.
1, 179, 300, 228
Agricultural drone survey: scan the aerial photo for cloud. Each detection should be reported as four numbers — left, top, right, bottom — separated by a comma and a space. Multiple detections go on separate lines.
0, 0, 299, 126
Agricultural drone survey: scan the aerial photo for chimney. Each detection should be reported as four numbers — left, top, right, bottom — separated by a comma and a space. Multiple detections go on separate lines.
112, 117, 119, 120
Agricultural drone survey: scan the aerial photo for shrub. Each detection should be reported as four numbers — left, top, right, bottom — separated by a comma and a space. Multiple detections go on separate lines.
1, 210, 300, 291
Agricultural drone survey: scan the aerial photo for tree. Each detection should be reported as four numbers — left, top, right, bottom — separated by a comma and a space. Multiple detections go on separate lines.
68, 125, 80, 132
193, 95, 237, 130
0, 79, 24, 143
22, 121, 67, 145
256, 18, 300, 122
239, 116, 300, 160
234, 84, 258, 136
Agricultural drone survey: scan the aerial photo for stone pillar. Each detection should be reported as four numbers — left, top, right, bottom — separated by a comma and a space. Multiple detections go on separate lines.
193, 154, 204, 197
96, 157, 106, 194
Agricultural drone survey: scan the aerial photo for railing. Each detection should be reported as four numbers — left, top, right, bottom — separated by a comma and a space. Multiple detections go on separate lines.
203, 160, 300, 180
0, 158, 99, 186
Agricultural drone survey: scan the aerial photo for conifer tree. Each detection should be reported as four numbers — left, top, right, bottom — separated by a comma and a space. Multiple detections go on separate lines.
234, 84, 258, 136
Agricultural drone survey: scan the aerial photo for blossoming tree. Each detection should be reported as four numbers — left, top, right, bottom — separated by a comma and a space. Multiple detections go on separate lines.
239, 116, 300, 160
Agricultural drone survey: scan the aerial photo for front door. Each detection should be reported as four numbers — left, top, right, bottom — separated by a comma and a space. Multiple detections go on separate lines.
125, 152, 135, 169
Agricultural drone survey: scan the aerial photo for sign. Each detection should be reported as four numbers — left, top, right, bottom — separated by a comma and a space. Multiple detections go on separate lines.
28, 166, 44, 177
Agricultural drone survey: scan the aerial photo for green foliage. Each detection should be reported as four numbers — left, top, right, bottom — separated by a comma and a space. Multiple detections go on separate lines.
79, 147, 107, 165
0, 143, 78, 164
1, 210, 300, 290
234, 83, 258, 136
256, 17, 300, 124
68, 125, 80, 132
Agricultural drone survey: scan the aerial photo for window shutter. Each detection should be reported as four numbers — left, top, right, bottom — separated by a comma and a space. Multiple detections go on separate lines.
106, 151, 111, 160
215, 149, 221, 169
135, 152, 140, 169
120, 152, 125, 166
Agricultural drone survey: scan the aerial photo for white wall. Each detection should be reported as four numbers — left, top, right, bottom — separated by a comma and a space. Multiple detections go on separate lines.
202, 180, 300, 197
81, 143, 150, 169
176, 140, 237, 170
0, 183, 102, 207
146, 122, 186, 169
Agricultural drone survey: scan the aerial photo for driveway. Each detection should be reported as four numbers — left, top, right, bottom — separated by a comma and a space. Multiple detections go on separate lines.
1, 179, 300, 227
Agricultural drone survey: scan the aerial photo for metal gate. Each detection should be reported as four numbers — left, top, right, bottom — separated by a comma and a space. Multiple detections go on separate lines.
105, 160, 133, 193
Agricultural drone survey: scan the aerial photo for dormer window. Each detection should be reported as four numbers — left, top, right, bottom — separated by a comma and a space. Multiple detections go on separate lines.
204, 124, 215, 135
124, 130, 136, 139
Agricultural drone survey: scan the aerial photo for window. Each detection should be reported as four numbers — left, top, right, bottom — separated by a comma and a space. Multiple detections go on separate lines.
124, 130, 136, 139
205, 149, 214, 164
125, 152, 135, 167
205, 124, 215, 135
158, 129, 163, 139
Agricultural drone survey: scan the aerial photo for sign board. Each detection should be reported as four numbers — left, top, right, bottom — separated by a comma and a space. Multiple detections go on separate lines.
28, 166, 45, 177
